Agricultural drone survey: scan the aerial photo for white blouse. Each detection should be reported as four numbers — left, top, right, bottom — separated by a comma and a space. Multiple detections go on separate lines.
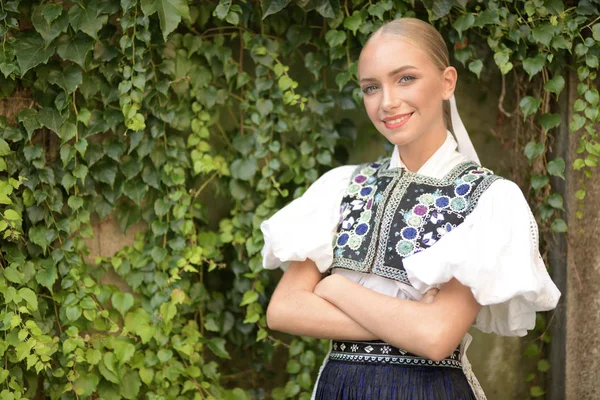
260, 132, 561, 398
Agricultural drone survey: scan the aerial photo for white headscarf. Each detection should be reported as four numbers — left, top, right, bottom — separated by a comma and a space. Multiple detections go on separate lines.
449, 95, 480, 165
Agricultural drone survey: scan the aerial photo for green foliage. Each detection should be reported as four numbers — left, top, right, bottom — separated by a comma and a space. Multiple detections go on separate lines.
0, 0, 596, 398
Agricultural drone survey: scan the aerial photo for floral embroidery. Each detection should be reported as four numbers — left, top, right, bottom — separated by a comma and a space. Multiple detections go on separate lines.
331, 158, 502, 285
334, 163, 382, 253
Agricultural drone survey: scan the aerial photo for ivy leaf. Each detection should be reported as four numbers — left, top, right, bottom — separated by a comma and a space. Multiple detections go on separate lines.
261, 0, 291, 19
343, 11, 363, 35
551, 218, 567, 233
0, 139, 10, 157
467, 59, 483, 78
325, 30, 346, 48
544, 75, 565, 97
14, 32, 56, 76
453, 14, 475, 38
29, 226, 58, 253
576, 0, 599, 16
18, 288, 38, 312
367, 1, 386, 21
38, 107, 64, 134
473, 9, 499, 27
48, 65, 82, 94
547, 157, 565, 179
68, 3, 108, 40
523, 53, 545, 80
207, 337, 231, 359
428, 0, 452, 20
4, 266, 23, 284
73, 164, 89, 185
15, 340, 35, 362
90, 160, 117, 186
531, 174, 549, 190
255, 99, 273, 116
16, 109, 42, 140
532, 24, 558, 46
551, 35, 571, 51
548, 193, 564, 210
240, 290, 259, 306
519, 96, 542, 120
524, 141, 544, 161
36, 265, 58, 292
56, 33, 94, 68
111, 292, 134, 316
68, 196, 84, 211
230, 157, 257, 181
65, 305, 82, 321
593, 24, 600, 41
538, 113, 561, 131
313, 0, 340, 18
31, 6, 69, 44
140, 0, 190, 41
139, 368, 154, 385
113, 340, 135, 364
0, 369, 8, 384
73, 373, 99, 397
123, 180, 148, 205
537, 359, 551, 373
585, 89, 599, 106
587, 55, 599, 69
120, 370, 141, 399
42, 4, 63, 23
333, 71, 350, 91
124, 308, 155, 344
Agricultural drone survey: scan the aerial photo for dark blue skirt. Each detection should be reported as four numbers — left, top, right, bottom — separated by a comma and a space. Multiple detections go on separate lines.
314, 343, 476, 400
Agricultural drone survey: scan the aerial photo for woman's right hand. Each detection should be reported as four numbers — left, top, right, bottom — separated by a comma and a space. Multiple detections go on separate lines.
419, 287, 440, 304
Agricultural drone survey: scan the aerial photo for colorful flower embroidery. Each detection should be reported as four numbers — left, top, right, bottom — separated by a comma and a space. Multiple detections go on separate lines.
331, 159, 501, 285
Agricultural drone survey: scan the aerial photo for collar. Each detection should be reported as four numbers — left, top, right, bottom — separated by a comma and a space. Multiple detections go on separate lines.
389, 131, 467, 179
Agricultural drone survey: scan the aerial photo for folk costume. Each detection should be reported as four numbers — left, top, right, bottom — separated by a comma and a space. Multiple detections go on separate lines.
260, 96, 561, 400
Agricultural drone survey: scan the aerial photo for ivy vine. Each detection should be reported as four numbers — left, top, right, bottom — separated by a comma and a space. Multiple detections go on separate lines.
0, 0, 597, 399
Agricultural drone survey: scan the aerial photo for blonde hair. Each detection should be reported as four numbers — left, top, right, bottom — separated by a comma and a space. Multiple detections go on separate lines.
364, 18, 453, 130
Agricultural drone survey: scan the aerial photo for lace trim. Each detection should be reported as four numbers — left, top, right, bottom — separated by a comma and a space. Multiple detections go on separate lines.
310, 342, 332, 400
460, 334, 487, 400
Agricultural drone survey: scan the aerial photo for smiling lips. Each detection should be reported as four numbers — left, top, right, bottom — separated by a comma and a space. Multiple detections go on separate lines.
382, 112, 414, 129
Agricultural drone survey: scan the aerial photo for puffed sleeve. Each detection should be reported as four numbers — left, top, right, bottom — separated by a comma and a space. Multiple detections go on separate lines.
260, 165, 356, 272
402, 179, 561, 337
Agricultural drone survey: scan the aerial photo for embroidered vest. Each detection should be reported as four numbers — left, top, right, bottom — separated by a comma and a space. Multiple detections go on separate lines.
330, 158, 502, 285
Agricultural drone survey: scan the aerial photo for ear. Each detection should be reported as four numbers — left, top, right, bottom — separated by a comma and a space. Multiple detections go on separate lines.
441, 66, 457, 100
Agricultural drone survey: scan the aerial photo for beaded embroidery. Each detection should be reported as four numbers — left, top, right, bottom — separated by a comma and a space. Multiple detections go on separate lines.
331, 158, 502, 285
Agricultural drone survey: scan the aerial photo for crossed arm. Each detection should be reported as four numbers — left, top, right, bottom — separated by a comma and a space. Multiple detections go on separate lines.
266, 259, 481, 362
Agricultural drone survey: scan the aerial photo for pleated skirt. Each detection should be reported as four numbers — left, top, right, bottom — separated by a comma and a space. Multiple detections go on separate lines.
313, 359, 477, 400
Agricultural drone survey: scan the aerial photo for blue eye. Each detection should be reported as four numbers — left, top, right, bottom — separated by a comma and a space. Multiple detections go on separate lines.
399, 75, 416, 84
362, 85, 379, 94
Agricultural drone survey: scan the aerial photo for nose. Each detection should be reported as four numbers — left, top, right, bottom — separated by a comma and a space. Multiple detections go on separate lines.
380, 86, 401, 113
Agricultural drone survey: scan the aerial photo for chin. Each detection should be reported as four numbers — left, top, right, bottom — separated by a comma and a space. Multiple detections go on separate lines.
380, 129, 414, 147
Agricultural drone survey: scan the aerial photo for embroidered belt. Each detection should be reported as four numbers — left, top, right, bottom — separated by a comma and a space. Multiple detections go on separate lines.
329, 340, 462, 369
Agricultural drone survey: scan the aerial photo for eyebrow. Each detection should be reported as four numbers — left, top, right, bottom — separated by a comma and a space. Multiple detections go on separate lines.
359, 65, 417, 83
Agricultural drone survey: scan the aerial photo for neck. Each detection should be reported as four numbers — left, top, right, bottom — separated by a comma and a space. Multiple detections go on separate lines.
398, 127, 447, 173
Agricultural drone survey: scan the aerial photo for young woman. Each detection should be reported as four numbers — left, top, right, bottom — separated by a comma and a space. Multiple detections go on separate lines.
260, 18, 560, 400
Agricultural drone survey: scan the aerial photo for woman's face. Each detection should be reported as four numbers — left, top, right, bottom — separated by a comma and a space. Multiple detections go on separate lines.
358, 35, 456, 154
